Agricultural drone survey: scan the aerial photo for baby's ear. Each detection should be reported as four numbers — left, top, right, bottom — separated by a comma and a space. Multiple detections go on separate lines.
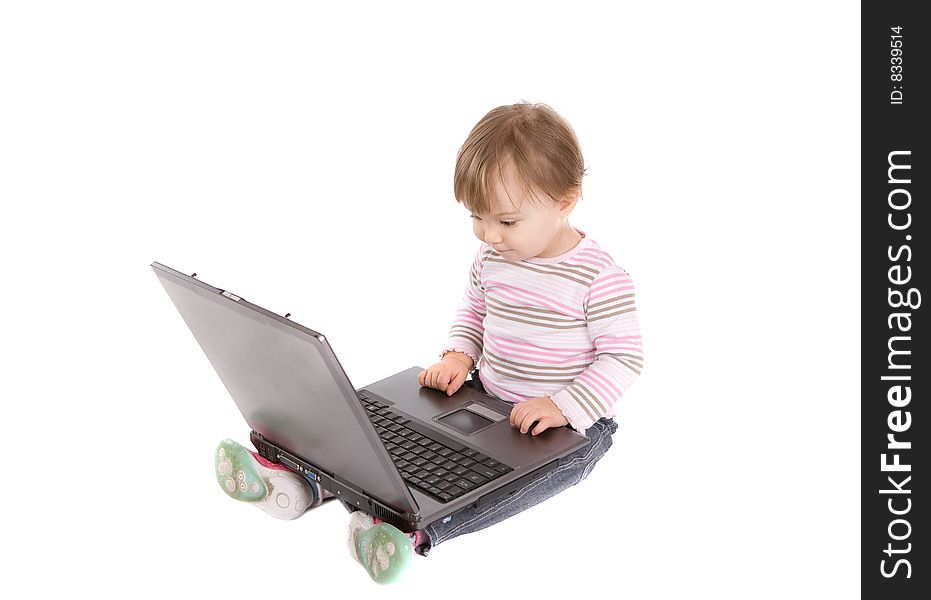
558, 188, 581, 213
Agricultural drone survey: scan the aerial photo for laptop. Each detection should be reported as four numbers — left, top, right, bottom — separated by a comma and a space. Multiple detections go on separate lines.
152, 261, 590, 532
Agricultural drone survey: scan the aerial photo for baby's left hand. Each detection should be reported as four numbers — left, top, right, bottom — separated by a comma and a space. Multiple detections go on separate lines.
510, 396, 569, 435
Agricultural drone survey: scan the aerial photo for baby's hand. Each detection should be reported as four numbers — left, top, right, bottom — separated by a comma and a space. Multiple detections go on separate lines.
418, 352, 473, 397
510, 396, 569, 435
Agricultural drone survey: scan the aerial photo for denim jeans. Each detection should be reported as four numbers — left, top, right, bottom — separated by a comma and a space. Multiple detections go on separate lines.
342, 370, 618, 556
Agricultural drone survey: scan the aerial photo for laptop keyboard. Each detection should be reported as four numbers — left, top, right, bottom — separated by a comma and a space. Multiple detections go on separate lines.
359, 392, 514, 504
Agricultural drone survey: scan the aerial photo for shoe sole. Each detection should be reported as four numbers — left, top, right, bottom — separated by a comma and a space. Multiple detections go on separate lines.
355, 521, 414, 584
215, 439, 314, 520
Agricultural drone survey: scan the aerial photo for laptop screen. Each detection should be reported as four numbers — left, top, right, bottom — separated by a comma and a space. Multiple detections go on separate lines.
152, 263, 415, 513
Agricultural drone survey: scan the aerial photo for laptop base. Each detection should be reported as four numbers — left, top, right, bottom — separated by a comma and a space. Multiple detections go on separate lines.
250, 430, 561, 532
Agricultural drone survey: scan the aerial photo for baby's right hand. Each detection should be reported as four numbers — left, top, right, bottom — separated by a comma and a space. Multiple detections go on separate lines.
418, 352, 474, 397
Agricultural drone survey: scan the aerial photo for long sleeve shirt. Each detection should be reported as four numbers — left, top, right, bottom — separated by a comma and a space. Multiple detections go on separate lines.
441, 228, 644, 433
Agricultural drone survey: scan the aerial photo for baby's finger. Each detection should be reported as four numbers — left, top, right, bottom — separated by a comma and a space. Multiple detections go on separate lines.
438, 370, 453, 392
532, 418, 551, 436
518, 411, 530, 433
521, 411, 541, 434
418, 370, 426, 386
447, 370, 467, 396
511, 404, 527, 429
437, 370, 448, 390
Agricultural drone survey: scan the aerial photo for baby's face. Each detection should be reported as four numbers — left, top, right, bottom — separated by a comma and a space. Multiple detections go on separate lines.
470, 162, 568, 261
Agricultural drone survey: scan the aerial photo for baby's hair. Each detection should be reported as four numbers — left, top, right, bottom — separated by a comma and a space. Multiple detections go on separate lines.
454, 101, 586, 215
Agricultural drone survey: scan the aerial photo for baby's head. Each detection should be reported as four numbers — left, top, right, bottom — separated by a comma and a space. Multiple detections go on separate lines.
454, 102, 587, 260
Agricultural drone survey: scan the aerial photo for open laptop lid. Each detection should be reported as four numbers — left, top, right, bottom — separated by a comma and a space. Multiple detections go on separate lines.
151, 262, 418, 515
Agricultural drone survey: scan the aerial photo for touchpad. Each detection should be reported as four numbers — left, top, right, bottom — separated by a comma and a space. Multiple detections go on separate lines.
437, 404, 503, 435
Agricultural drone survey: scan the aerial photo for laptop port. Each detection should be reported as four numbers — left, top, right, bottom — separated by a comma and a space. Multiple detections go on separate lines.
277, 454, 302, 472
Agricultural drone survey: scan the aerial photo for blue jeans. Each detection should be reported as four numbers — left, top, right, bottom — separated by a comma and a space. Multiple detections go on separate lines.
342, 370, 618, 556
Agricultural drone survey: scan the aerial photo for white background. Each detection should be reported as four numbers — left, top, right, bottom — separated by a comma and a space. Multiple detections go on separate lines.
1, 1, 860, 597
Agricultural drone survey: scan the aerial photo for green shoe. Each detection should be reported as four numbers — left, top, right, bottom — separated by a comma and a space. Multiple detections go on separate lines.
351, 513, 414, 584
215, 438, 316, 519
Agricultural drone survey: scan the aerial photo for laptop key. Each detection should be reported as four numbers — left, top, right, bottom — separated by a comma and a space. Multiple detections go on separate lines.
446, 485, 466, 498
470, 465, 498, 480
438, 492, 454, 502
453, 466, 470, 476
443, 472, 460, 483
454, 478, 475, 491
465, 472, 488, 485
495, 464, 513, 474
441, 460, 458, 470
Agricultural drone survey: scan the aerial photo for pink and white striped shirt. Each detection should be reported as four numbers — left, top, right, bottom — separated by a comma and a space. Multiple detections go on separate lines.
441, 228, 644, 433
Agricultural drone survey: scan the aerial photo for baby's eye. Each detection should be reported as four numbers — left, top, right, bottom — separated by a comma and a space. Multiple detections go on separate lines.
470, 215, 517, 228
